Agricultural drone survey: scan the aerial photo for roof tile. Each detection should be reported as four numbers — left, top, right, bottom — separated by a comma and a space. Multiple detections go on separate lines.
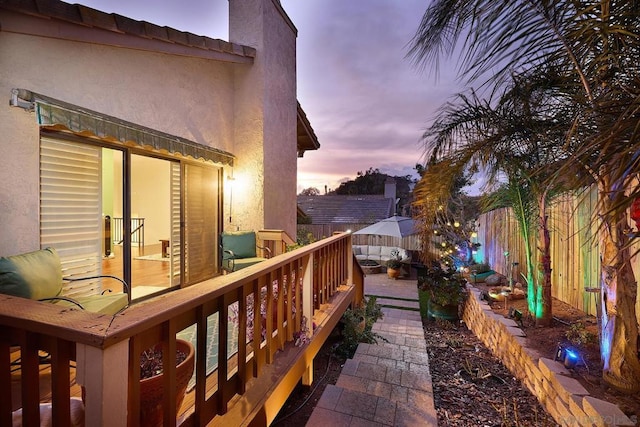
113, 14, 146, 36
297, 195, 394, 225
77, 5, 119, 32
35, 0, 81, 23
0, 0, 256, 62
186, 33, 207, 49
166, 26, 189, 45
143, 21, 169, 41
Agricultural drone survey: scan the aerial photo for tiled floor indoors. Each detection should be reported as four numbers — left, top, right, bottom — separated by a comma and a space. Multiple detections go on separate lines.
306, 271, 437, 426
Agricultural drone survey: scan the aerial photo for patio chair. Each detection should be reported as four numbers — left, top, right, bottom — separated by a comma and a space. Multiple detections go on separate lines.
220, 231, 271, 273
0, 247, 130, 315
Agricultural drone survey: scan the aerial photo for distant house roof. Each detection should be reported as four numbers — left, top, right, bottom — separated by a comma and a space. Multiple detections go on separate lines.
297, 195, 394, 224
0, 0, 320, 157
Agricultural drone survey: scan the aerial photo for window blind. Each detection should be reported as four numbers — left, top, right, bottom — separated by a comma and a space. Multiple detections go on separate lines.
171, 161, 182, 286
40, 136, 103, 297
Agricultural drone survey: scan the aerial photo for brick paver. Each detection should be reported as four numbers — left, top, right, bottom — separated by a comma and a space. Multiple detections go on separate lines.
306, 273, 437, 426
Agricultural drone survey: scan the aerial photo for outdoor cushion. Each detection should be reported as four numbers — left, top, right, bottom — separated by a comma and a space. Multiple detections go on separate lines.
221, 231, 257, 259
368, 246, 382, 255
469, 263, 491, 274
223, 257, 266, 272
55, 292, 129, 316
380, 246, 396, 258
397, 249, 410, 261
0, 247, 129, 315
470, 270, 497, 283
0, 247, 62, 300
351, 245, 410, 264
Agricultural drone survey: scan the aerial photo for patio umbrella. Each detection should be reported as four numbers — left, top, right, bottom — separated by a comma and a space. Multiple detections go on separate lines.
353, 215, 418, 238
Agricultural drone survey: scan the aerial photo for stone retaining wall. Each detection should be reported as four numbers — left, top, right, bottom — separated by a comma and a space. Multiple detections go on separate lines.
462, 286, 636, 427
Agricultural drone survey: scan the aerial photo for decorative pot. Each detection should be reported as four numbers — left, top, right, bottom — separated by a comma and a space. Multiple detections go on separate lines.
427, 300, 459, 321
387, 267, 401, 279
140, 339, 195, 427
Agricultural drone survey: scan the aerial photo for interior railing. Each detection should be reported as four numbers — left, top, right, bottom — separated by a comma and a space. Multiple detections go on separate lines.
1, 232, 360, 426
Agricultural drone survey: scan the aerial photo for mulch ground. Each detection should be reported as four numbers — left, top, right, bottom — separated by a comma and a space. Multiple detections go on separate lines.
423, 317, 559, 426
482, 290, 640, 424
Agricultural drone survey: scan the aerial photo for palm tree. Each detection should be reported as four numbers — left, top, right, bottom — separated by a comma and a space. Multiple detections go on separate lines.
415, 69, 572, 325
409, 0, 640, 391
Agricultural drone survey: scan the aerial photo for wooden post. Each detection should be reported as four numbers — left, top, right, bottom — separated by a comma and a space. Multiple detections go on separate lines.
76, 340, 129, 426
346, 233, 354, 284
301, 253, 314, 386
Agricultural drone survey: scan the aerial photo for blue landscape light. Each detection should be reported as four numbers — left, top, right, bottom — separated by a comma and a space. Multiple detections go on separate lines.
565, 348, 578, 360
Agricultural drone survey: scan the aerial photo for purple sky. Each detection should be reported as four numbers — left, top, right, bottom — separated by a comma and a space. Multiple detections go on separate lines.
78, 0, 463, 193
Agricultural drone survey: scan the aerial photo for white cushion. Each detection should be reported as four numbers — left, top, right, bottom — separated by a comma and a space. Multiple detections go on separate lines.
352, 246, 363, 255
368, 246, 382, 255
380, 246, 395, 257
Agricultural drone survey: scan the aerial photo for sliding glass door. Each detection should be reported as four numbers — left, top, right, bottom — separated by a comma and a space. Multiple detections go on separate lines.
184, 163, 220, 285
40, 133, 223, 300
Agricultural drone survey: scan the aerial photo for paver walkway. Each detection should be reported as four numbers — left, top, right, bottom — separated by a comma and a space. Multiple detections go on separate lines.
306, 273, 437, 426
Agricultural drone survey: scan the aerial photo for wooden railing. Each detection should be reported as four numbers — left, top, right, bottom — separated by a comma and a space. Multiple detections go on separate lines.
1, 232, 361, 426
256, 229, 296, 256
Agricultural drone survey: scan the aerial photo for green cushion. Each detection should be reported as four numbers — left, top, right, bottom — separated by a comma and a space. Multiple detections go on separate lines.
469, 263, 491, 273
221, 232, 257, 259
223, 257, 266, 272
471, 270, 496, 283
0, 247, 62, 300
56, 292, 129, 315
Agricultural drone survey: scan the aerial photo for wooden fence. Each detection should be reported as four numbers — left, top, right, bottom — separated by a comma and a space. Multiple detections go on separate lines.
475, 187, 640, 323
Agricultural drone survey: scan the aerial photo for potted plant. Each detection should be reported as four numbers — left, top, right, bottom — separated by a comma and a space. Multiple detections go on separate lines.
139, 339, 195, 427
386, 249, 404, 279
419, 261, 467, 320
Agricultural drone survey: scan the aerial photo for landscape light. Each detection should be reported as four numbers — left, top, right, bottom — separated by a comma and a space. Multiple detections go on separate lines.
554, 343, 581, 369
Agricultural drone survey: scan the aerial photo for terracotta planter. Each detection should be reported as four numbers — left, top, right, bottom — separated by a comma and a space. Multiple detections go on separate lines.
140, 339, 195, 427
387, 267, 401, 279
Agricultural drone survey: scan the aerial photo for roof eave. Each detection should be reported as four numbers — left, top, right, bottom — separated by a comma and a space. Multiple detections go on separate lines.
0, 1, 256, 64
296, 102, 320, 157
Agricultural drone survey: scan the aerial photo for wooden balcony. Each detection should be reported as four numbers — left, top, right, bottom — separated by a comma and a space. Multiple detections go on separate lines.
1, 232, 364, 426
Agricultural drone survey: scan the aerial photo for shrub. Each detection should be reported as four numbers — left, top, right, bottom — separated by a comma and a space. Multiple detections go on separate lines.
419, 261, 467, 306
335, 296, 386, 358
566, 322, 597, 347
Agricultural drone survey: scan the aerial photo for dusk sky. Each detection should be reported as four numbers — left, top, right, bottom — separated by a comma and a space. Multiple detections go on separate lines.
79, 0, 464, 193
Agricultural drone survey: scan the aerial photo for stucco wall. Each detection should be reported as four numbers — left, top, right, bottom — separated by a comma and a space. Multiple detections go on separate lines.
0, 27, 236, 255
0, 0, 299, 255
229, 0, 298, 237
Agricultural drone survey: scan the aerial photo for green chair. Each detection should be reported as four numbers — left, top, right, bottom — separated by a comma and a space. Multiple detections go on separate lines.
0, 247, 130, 315
220, 231, 271, 273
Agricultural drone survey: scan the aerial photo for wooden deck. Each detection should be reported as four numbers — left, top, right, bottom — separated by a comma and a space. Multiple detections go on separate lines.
9, 285, 355, 425
3, 233, 364, 426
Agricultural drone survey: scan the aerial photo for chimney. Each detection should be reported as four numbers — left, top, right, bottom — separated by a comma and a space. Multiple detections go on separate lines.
384, 178, 396, 200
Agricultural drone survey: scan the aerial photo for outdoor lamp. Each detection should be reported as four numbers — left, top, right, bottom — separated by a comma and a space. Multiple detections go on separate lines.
554, 343, 580, 369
